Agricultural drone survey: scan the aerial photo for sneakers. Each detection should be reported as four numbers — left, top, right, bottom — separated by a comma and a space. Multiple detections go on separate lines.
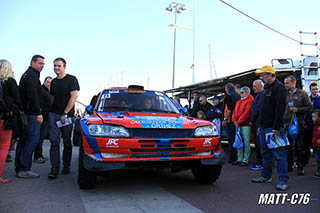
61, 167, 70, 175
231, 161, 241, 165
312, 172, 320, 180
249, 163, 263, 171
276, 182, 288, 191
240, 162, 248, 167
297, 164, 304, 176
6, 154, 13, 162
48, 170, 59, 179
16, 171, 40, 178
251, 176, 272, 183
34, 157, 46, 164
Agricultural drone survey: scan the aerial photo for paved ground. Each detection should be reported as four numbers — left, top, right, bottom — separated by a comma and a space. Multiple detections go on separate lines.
0, 140, 319, 213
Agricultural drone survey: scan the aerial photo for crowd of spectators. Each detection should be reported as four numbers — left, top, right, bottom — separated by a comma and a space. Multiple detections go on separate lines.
0, 55, 79, 183
190, 65, 320, 190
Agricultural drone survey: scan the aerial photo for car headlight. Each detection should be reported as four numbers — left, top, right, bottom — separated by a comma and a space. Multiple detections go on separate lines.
88, 124, 130, 137
194, 125, 218, 137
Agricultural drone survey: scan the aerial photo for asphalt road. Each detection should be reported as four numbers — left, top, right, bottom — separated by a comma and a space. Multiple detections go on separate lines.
0, 141, 319, 213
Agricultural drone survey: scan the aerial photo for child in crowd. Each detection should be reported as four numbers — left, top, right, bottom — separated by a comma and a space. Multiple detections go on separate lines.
197, 111, 206, 120
311, 109, 320, 179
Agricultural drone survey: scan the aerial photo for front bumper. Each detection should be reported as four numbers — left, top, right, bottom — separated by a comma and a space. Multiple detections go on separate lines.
83, 148, 228, 172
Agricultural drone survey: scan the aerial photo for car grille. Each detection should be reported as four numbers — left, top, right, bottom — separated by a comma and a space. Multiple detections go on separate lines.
130, 153, 193, 158
130, 148, 195, 152
130, 129, 194, 138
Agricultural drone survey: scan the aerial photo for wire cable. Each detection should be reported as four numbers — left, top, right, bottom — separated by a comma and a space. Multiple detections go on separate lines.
218, 0, 300, 43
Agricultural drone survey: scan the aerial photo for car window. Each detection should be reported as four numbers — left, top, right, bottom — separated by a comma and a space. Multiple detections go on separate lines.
97, 90, 179, 113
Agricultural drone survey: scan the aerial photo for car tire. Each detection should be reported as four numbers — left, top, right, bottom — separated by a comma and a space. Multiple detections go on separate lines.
192, 165, 222, 184
78, 142, 96, 190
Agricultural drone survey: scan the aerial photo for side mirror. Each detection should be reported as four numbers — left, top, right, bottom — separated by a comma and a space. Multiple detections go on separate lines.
85, 105, 93, 115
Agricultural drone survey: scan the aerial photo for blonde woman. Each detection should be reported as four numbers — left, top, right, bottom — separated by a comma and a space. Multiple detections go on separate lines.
0, 59, 21, 183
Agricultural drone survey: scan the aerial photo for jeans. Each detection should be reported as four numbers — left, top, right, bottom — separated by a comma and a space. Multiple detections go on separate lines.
237, 126, 251, 163
252, 125, 262, 164
303, 128, 313, 164
314, 148, 320, 173
15, 114, 40, 173
34, 121, 49, 160
287, 124, 306, 166
259, 128, 289, 183
49, 112, 73, 172
226, 122, 237, 162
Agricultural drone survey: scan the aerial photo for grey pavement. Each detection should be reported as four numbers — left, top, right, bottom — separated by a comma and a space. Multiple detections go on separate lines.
0, 140, 202, 213
1, 140, 320, 213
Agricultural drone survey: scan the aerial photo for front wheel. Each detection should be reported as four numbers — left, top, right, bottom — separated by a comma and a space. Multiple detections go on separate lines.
192, 165, 222, 184
78, 143, 96, 189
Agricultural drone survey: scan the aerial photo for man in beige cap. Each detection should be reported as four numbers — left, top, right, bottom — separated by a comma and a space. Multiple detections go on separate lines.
251, 65, 289, 191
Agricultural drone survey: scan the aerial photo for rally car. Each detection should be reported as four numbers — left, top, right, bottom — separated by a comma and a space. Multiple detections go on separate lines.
78, 85, 227, 189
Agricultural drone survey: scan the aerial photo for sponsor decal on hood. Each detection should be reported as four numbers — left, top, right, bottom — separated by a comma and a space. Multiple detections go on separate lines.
131, 116, 184, 129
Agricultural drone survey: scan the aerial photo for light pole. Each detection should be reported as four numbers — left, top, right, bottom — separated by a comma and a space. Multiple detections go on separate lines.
166, 2, 186, 89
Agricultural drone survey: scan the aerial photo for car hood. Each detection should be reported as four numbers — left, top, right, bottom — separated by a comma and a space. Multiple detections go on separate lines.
89, 112, 212, 129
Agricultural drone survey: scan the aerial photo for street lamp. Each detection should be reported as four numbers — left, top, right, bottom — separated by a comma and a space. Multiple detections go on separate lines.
166, 2, 187, 89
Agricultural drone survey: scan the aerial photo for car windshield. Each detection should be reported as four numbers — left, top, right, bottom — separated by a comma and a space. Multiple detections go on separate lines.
96, 90, 180, 114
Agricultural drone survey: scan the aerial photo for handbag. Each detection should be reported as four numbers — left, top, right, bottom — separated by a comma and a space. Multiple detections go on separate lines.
266, 131, 290, 149
288, 113, 298, 140
233, 127, 243, 150
4, 109, 28, 140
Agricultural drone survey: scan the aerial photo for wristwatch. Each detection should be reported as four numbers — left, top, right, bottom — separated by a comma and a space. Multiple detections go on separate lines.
62, 113, 68, 118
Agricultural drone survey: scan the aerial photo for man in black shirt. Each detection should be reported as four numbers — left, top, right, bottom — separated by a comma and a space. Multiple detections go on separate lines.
48, 58, 80, 179
16, 55, 45, 178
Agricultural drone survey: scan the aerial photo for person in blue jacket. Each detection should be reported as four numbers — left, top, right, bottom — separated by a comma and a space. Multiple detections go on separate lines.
249, 79, 265, 171
206, 96, 223, 135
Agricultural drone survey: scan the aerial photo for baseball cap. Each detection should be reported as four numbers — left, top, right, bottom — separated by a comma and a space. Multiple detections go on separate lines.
256, 65, 276, 74
209, 96, 220, 101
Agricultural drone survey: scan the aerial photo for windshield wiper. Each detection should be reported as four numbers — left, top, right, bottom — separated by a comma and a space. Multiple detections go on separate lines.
142, 109, 178, 114
101, 106, 130, 112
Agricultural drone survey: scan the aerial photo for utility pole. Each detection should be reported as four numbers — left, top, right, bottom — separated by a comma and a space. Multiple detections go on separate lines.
209, 44, 217, 79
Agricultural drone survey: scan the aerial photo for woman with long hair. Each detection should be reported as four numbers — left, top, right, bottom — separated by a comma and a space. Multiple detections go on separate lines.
0, 59, 22, 183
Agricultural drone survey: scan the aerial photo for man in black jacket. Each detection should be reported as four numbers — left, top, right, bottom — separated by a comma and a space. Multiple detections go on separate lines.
191, 92, 200, 117
222, 83, 241, 164
34, 76, 53, 163
198, 95, 212, 117
251, 65, 289, 191
16, 55, 45, 178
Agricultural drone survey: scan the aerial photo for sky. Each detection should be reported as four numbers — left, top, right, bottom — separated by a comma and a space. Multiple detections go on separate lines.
1, 0, 320, 107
